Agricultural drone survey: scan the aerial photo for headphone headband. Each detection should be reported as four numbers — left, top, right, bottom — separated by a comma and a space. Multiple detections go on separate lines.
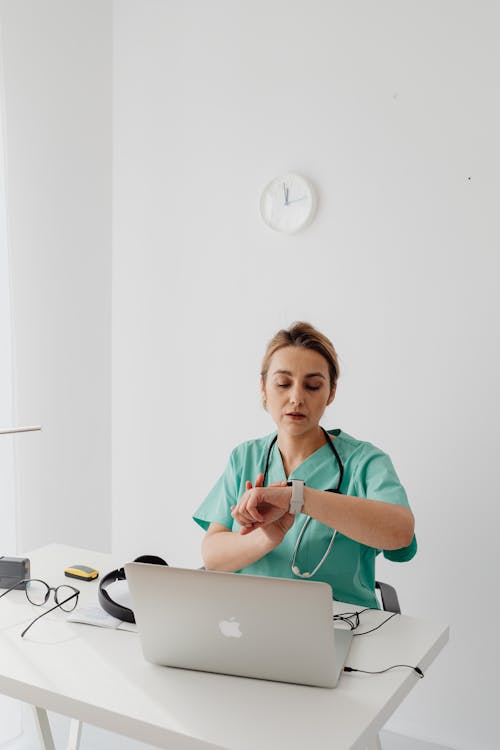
98, 555, 168, 623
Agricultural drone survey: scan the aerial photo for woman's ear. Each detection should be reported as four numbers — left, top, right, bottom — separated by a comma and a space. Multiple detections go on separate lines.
326, 383, 337, 406
260, 376, 267, 410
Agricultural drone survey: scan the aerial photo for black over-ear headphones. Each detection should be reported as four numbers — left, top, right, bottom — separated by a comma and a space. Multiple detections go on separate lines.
98, 555, 168, 623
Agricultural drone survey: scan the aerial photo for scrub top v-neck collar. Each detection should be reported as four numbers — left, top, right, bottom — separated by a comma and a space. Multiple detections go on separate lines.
271, 430, 341, 481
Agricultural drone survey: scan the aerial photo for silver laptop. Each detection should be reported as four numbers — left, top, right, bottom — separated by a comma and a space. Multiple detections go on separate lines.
124, 563, 353, 689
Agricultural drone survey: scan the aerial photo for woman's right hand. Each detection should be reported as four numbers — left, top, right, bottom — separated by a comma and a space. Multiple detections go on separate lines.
257, 511, 295, 548
231, 474, 295, 547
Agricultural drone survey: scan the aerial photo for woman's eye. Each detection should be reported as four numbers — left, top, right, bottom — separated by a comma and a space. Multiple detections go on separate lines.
275, 383, 321, 391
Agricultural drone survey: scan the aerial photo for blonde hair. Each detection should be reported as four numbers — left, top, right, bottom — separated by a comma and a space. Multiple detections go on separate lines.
261, 322, 339, 395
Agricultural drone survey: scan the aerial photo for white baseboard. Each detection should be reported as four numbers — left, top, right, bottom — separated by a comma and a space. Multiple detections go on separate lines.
381, 729, 456, 750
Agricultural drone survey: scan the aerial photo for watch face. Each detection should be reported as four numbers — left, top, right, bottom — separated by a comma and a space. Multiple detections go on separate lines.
260, 173, 317, 234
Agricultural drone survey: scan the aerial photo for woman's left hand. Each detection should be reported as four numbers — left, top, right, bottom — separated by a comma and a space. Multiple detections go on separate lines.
231, 476, 292, 533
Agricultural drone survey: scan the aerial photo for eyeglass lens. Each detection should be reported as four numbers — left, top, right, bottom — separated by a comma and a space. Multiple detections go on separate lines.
25, 580, 50, 606
55, 585, 79, 612
25, 580, 78, 612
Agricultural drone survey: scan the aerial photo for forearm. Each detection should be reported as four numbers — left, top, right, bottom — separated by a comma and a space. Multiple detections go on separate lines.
303, 487, 414, 550
202, 528, 276, 572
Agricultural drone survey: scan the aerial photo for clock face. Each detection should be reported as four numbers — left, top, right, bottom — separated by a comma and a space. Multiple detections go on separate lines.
260, 173, 317, 234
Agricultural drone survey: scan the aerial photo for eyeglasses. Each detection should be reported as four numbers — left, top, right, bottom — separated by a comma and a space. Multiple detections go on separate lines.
0, 578, 80, 637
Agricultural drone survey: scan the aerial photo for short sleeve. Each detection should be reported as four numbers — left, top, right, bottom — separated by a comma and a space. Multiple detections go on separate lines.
355, 449, 417, 562
192, 450, 240, 531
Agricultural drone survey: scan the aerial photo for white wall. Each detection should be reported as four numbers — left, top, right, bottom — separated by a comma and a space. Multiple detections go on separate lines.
0, 37, 15, 555
1, 1, 498, 748
0, 32, 21, 745
112, 2, 499, 750
0, 0, 113, 552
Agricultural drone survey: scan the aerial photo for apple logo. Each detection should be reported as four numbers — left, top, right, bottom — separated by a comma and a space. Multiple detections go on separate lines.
218, 617, 242, 638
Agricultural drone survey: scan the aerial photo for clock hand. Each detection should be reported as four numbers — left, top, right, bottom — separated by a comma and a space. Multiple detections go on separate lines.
283, 183, 289, 206
287, 195, 307, 204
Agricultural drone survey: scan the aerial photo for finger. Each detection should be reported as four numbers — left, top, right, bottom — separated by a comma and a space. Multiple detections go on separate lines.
231, 506, 254, 525
232, 506, 248, 522
232, 500, 250, 517
255, 473, 265, 488
242, 499, 264, 522
281, 512, 296, 531
240, 522, 262, 535
248, 507, 264, 522
237, 488, 254, 509
237, 489, 256, 517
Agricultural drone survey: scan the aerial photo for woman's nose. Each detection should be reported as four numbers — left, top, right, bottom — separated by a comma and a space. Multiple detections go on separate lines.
290, 388, 304, 406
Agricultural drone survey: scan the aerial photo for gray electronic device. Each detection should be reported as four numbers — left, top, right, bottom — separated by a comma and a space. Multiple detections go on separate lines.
0, 557, 30, 589
125, 563, 353, 689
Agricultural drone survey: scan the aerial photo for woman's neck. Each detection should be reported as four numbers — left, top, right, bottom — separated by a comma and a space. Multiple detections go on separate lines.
277, 427, 328, 478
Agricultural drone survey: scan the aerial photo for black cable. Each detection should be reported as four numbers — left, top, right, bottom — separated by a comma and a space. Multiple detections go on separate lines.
334, 608, 423, 678
344, 665, 424, 678
352, 611, 398, 636
333, 606, 398, 635
333, 611, 361, 630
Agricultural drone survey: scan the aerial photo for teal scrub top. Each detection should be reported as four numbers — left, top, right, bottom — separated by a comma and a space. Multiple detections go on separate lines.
193, 429, 417, 609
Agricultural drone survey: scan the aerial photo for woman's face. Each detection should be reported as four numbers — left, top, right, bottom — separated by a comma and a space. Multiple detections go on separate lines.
261, 346, 335, 437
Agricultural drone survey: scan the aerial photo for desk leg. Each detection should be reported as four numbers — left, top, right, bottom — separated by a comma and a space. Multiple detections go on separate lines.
366, 734, 383, 750
32, 706, 56, 750
31, 707, 82, 750
67, 719, 83, 750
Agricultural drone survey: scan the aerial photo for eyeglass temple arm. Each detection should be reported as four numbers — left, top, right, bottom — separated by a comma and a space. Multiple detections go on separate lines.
20, 592, 79, 638
0, 578, 29, 598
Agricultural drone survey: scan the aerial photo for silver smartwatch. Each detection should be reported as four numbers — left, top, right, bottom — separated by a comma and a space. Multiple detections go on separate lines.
288, 479, 305, 515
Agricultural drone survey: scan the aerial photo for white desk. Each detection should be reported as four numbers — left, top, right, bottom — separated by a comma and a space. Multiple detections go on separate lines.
0, 545, 448, 750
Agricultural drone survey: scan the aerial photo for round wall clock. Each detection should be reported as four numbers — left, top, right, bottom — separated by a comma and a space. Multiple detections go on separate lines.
260, 173, 317, 234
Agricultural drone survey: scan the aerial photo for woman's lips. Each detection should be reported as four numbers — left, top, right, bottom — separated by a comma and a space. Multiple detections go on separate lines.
286, 413, 306, 420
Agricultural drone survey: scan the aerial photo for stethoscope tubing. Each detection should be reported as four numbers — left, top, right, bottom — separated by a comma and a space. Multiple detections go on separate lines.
262, 427, 344, 578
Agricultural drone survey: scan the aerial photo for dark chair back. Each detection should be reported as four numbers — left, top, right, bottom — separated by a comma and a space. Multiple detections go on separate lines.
375, 580, 401, 613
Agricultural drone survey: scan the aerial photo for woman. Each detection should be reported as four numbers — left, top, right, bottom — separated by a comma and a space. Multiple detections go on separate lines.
193, 322, 416, 608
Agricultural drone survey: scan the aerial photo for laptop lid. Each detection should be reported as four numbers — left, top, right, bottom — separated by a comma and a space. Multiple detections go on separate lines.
124, 563, 352, 688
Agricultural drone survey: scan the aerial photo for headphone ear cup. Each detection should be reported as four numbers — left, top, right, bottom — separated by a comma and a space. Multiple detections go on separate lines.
98, 567, 134, 623
133, 555, 168, 566
98, 555, 168, 624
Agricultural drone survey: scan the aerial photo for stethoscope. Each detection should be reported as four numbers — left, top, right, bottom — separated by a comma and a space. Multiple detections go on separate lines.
262, 427, 344, 579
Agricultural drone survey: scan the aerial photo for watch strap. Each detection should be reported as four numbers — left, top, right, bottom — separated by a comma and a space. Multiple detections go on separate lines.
288, 479, 305, 515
